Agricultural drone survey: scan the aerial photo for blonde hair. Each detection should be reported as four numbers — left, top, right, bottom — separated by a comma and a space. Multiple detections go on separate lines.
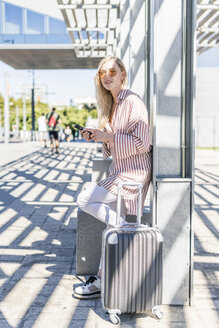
94, 56, 128, 129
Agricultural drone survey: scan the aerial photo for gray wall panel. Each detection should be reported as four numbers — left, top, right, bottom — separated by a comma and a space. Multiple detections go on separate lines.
154, 0, 183, 177
157, 181, 191, 304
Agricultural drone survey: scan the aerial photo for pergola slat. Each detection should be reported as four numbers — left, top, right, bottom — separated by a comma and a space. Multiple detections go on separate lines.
58, 0, 219, 58
196, 0, 219, 55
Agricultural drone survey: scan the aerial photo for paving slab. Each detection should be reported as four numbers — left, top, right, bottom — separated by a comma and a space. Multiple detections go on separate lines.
0, 142, 218, 327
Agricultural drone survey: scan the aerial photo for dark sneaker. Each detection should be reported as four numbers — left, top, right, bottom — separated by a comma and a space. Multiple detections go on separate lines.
55, 150, 59, 154
73, 276, 101, 299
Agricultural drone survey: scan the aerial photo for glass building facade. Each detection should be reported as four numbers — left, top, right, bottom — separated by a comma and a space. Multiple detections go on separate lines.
0, 1, 103, 45
0, 0, 71, 44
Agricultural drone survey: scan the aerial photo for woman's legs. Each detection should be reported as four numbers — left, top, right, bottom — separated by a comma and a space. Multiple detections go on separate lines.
74, 184, 127, 298
77, 184, 127, 227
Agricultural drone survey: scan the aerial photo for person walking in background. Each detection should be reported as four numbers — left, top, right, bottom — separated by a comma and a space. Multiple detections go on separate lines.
64, 125, 72, 143
73, 55, 152, 299
46, 107, 61, 154
37, 113, 47, 148
71, 125, 76, 141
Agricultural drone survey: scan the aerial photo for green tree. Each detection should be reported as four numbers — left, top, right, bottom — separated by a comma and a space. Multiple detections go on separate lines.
0, 94, 97, 132
58, 106, 97, 129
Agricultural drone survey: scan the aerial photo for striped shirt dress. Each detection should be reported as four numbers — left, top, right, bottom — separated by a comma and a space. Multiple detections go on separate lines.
98, 88, 152, 216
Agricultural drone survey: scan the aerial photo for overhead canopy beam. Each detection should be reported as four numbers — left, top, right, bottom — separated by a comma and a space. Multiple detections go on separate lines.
67, 27, 115, 32
57, 0, 120, 58
58, 0, 218, 58
197, 27, 219, 32
58, 4, 117, 9
196, 0, 219, 55
197, 4, 219, 10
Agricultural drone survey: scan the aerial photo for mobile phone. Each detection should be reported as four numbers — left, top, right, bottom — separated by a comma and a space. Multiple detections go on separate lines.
74, 123, 84, 131
74, 124, 92, 135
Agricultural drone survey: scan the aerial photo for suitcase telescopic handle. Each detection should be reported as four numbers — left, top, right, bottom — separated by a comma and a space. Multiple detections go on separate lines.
116, 182, 143, 227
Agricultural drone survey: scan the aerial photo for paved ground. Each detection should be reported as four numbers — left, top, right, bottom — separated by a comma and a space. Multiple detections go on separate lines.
0, 142, 218, 328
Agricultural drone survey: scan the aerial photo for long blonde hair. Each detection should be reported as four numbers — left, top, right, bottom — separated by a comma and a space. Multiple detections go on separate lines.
94, 56, 128, 129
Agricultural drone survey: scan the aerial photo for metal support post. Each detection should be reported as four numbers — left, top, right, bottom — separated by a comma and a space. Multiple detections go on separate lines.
16, 105, 19, 138
23, 94, 26, 131
31, 70, 35, 140
4, 71, 9, 144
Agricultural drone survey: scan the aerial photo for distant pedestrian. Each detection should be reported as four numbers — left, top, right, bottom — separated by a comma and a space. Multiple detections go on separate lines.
71, 126, 76, 141
64, 125, 72, 143
37, 113, 47, 148
46, 107, 61, 154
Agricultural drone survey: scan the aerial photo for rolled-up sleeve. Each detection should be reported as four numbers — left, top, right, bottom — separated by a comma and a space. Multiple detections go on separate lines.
114, 100, 151, 159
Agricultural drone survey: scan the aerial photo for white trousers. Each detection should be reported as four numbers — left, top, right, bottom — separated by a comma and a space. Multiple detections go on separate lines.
77, 184, 127, 227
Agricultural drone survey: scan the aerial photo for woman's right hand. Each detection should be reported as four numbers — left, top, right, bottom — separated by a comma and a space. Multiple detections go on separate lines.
80, 130, 92, 141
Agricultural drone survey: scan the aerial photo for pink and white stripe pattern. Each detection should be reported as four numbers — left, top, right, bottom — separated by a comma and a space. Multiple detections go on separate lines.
98, 89, 152, 215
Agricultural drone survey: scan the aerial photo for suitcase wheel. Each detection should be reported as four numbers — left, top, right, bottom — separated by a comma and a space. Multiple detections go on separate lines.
109, 313, 120, 325
152, 306, 163, 320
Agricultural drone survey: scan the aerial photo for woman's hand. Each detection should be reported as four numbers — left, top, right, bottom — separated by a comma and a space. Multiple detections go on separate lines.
80, 130, 91, 141
83, 128, 114, 143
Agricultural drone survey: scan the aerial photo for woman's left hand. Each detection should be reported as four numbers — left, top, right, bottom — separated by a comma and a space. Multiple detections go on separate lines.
83, 128, 114, 143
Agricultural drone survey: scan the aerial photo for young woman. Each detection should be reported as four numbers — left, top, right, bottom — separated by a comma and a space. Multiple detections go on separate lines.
73, 56, 152, 299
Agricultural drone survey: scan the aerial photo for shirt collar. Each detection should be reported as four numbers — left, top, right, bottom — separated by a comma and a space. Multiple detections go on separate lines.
116, 89, 130, 102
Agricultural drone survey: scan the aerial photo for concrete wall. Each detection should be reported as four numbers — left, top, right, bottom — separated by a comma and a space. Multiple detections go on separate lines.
196, 67, 219, 148
196, 117, 219, 148
196, 67, 219, 117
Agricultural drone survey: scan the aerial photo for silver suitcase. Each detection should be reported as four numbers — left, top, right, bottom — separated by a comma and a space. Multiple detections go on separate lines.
101, 182, 163, 324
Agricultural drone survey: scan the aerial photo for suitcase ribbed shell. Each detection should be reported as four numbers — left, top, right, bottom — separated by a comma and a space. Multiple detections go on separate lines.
103, 228, 163, 313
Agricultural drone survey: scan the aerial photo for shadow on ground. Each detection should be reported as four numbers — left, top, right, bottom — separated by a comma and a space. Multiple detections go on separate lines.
0, 146, 218, 327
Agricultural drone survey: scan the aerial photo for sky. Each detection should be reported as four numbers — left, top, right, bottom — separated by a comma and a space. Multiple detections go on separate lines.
0, 61, 97, 106
0, 45, 219, 106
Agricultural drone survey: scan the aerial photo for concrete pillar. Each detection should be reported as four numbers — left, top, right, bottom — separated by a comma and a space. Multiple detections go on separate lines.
4, 71, 9, 144
120, 0, 196, 306
152, 0, 196, 305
